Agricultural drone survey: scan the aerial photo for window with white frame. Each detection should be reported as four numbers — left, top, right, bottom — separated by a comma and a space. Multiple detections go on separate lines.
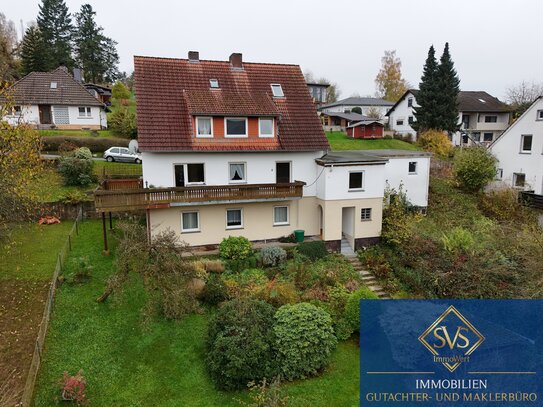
360, 208, 372, 221
537, 110, 543, 120
229, 162, 246, 183
50, 82, 57, 89
521, 135, 533, 153
259, 118, 274, 137
408, 161, 417, 174
78, 107, 91, 117
273, 206, 289, 225
496, 168, 503, 180
349, 171, 364, 191
174, 163, 205, 186
513, 173, 525, 187
226, 209, 243, 229
181, 211, 199, 232
484, 115, 498, 123
408, 98, 413, 107
209, 79, 219, 88
196, 117, 213, 137
271, 84, 284, 97
225, 118, 247, 137
483, 132, 493, 142
396, 119, 404, 126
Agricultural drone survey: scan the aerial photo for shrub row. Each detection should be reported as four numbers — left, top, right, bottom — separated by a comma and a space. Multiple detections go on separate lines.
42, 136, 129, 153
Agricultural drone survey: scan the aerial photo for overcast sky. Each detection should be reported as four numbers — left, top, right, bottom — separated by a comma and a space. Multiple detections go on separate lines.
6, 0, 543, 100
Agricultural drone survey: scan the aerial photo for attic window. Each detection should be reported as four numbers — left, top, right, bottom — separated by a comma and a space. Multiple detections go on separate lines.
50, 82, 57, 89
271, 84, 284, 98
478, 98, 486, 103
209, 79, 219, 89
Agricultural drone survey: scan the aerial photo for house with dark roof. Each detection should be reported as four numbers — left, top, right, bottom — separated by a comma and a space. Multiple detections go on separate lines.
319, 97, 394, 121
93, 51, 430, 253
1, 67, 107, 129
84, 83, 112, 105
386, 89, 511, 145
320, 111, 372, 131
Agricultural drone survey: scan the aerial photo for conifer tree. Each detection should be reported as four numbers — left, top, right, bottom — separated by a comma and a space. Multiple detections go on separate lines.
37, 0, 74, 69
436, 42, 460, 133
412, 45, 439, 131
21, 25, 49, 74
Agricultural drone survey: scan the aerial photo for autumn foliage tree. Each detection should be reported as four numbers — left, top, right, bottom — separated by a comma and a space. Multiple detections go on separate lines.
374, 50, 409, 102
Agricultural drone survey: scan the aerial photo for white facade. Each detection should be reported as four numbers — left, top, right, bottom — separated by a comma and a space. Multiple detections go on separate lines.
383, 156, 431, 207
3, 104, 106, 129
387, 91, 418, 137
489, 97, 543, 195
316, 163, 386, 201
321, 104, 392, 119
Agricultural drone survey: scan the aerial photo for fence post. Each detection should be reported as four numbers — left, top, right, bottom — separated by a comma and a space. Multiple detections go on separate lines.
68, 234, 72, 251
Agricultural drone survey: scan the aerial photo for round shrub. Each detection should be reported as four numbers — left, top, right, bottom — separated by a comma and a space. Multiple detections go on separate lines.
219, 236, 252, 260
417, 130, 453, 158
453, 147, 497, 193
273, 303, 337, 380
57, 155, 95, 186
337, 287, 378, 340
73, 146, 92, 160
206, 298, 277, 390
261, 246, 287, 267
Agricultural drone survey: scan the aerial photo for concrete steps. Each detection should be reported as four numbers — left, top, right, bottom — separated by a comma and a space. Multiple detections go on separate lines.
346, 256, 391, 299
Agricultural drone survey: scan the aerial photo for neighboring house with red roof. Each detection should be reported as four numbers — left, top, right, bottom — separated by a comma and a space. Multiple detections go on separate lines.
1, 66, 107, 129
94, 51, 431, 253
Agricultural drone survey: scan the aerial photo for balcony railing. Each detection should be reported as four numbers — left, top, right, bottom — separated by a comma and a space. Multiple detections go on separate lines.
94, 180, 306, 212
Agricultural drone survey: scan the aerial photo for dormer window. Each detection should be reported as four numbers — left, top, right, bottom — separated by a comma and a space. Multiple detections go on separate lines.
271, 84, 284, 98
259, 118, 274, 137
225, 117, 248, 138
209, 79, 219, 89
50, 82, 57, 89
196, 117, 213, 138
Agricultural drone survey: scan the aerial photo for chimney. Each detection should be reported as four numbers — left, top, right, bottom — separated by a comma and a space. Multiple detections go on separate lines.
229, 53, 243, 69
73, 68, 82, 83
188, 51, 199, 63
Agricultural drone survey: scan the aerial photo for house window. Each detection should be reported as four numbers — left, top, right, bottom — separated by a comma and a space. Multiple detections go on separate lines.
462, 114, 470, 128
513, 173, 526, 187
226, 209, 243, 229
485, 115, 498, 123
196, 117, 213, 137
271, 84, 284, 97
348, 171, 364, 191
259, 118, 274, 137
181, 211, 200, 233
407, 98, 413, 107
408, 116, 414, 124
273, 206, 289, 226
229, 162, 246, 183
209, 79, 219, 88
78, 107, 91, 117
50, 82, 57, 89
13, 105, 22, 115
225, 117, 248, 137
521, 135, 533, 153
472, 132, 481, 142
408, 161, 417, 174
496, 168, 503, 180
360, 208, 372, 221
537, 110, 543, 120
483, 132, 493, 142
174, 163, 205, 186
396, 119, 404, 126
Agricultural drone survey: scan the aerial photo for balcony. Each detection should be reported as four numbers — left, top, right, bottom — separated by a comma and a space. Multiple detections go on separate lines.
94, 180, 306, 212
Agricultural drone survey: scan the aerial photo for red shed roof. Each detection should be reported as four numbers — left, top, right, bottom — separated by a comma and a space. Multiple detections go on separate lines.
134, 55, 329, 152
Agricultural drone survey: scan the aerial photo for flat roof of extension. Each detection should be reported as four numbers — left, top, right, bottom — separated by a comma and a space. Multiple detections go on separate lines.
316, 149, 431, 166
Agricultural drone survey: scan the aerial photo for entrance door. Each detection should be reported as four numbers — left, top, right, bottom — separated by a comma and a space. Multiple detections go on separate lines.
276, 162, 291, 184
341, 207, 355, 250
39, 105, 52, 124
174, 165, 185, 187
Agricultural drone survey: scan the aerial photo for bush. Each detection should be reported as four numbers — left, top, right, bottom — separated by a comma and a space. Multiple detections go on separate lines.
219, 236, 253, 261
202, 259, 225, 273
207, 298, 277, 390
258, 278, 299, 307
441, 227, 476, 255
417, 130, 453, 158
241, 377, 289, 407
337, 287, 378, 340
225, 256, 258, 273
478, 188, 533, 223
382, 185, 421, 246
111, 81, 131, 100
109, 107, 137, 138
73, 146, 92, 160
222, 268, 268, 298
297, 241, 328, 261
273, 303, 337, 380
201, 273, 228, 305
453, 147, 497, 193
42, 136, 129, 153
261, 246, 287, 267
57, 150, 96, 186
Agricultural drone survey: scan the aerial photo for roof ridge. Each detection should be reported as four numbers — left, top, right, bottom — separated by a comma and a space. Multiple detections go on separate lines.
134, 55, 300, 67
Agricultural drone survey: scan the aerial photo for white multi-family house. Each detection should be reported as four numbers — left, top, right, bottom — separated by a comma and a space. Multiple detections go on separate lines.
94, 52, 430, 252
1, 66, 107, 129
489, 96, 543, 194
387, 90, 511, 145
319, 97, 394, 121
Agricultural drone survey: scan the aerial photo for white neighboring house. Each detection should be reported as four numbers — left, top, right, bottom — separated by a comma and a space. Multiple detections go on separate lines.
489, 96, 543, 194
319, 97, 394, 121
1, 67, 107, 129
387, 90, 511, 145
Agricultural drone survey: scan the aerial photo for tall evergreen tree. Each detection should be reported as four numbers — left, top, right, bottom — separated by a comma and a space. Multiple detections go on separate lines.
37, 0, 74, 69
21, 25, 49, 74
74, 4, 119, 83
413, 45, 439, 132
436, 43, 460, 133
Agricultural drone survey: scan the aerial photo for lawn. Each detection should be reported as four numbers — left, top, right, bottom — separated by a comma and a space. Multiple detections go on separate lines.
0, 221, 76, 400
33, 222, 360, 406
39, 129, 115, 138
326, 131, 420, 151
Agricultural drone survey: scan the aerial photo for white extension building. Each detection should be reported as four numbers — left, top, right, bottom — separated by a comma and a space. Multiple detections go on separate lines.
319, 97, 394, 121
489, 96, 543, 194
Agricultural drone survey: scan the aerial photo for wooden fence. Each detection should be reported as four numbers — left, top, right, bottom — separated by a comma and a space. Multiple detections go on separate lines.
20, 208, 84, 407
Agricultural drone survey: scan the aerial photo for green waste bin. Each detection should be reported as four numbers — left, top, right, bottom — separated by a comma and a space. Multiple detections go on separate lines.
294, 230, 305, 243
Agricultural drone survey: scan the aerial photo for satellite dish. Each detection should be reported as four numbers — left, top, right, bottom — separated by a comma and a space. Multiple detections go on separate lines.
128, 139, 139, 154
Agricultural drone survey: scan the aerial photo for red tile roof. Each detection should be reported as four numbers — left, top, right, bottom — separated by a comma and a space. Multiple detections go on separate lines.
134, 56, 330, 152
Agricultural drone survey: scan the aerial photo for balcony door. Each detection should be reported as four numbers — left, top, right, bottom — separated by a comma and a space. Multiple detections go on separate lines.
174, 165, 185, 187
276, 162, 291, 184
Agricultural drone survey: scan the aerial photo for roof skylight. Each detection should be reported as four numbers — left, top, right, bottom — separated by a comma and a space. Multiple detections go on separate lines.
478, 98, 486, 103
209, 79, 219, 89
50, 82, 57, 89
271, 84, 284, 97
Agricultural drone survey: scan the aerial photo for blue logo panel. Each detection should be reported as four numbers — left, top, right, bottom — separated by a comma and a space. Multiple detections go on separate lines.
360, 300, 542, 406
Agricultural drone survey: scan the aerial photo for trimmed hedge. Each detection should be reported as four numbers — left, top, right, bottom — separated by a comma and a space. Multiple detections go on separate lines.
42, 136, 129, 153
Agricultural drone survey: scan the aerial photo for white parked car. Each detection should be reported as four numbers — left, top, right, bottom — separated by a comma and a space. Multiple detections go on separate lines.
103, 147, 142, 164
